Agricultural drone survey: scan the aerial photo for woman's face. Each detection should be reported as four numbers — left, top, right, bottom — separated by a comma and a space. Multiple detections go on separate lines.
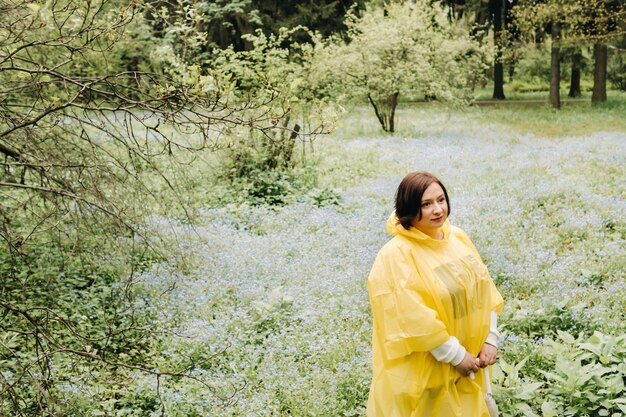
412, 182, 448, 237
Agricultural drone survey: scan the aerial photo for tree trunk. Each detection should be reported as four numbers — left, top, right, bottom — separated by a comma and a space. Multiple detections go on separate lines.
592, 42, 608, 104
549, 22, 561, 109
281, 124, 300, 168
368, 92, 399, 133
491, 0, 506, 100
568, 50, 582, 98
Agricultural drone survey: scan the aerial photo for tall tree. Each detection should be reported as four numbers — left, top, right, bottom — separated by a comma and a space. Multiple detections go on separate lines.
568, 48, 583, 97
576, 0, 626, 104
592, 42, 608, 102
550, 22, 562, 108
513, 0, 580, 108
514, 0, 626, 106
444, 0, 519, 99
490, 0, 507, 99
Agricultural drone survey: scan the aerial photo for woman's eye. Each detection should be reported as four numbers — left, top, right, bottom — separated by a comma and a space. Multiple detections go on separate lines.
422, 202, 430, 207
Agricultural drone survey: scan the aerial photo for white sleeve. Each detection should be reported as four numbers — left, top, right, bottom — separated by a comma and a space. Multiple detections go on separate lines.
430, 336, 466, 366
431, 311, 499, 365
485, 310, 500, 347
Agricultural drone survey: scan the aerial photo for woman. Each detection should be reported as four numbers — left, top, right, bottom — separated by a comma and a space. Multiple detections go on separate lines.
367, 172, 503, 417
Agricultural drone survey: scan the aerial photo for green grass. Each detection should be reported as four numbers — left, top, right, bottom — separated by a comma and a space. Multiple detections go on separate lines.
344, 91, 626, 139
470, 91, 626, 137
474, 89, 584, 101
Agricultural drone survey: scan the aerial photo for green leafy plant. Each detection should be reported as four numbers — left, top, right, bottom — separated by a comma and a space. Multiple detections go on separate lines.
539, 332, 626, 417
493, 357, 543, 417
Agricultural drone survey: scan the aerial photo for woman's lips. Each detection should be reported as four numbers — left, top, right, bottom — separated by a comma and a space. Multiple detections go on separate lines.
432, 216, 443, 222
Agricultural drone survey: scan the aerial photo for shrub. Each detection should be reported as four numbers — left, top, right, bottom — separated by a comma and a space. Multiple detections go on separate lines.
309, 0, 490, 132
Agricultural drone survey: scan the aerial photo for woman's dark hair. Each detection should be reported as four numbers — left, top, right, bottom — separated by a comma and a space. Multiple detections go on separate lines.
395, 172, 450, 230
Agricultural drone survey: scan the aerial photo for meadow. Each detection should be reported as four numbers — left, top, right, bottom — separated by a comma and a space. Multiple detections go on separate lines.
3, 2, 625, 414
74, 103, 625, 416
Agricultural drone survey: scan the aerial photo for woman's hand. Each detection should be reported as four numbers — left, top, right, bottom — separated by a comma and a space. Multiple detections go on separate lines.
453, 351, 480, 376
478, 343, 497, 368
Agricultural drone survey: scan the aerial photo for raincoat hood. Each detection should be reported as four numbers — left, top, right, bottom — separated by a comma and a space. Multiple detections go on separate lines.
386, 211, 451, 244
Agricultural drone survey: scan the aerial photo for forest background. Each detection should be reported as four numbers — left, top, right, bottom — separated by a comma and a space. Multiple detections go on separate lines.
1, 0, 625, 416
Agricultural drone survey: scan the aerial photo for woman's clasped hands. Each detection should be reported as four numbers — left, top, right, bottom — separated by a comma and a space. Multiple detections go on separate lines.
454, 344, 498, 377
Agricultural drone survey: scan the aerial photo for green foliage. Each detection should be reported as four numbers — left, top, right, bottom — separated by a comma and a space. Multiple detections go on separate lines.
511, 46, 553, 86
541, 332, 626, 417
608, 46, 626, 91
505, 44, 596, 93
211, 146, 342, 207
493, 357, 543, 417
213, 27, 300, 90
306, 187, 343, 207
309, 0, 490, 131
496, 332, 626, 417
201, 27, 339, 205
473, 92, 626, 135
502, 299, 595, 339
211, 26, 331, 120
0, 225, 160, 415
511, 0, 625, 44
252, 0, 367, 44
144, 0, 365, 56
224, 167, 301, 206
0, 1, 335, 414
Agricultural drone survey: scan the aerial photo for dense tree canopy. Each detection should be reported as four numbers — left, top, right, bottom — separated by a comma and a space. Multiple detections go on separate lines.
143, 0, 365, 60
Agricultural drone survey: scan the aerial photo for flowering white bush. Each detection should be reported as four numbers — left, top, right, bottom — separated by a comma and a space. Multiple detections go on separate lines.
87, 106, 625, 416
308, 1, 490, 132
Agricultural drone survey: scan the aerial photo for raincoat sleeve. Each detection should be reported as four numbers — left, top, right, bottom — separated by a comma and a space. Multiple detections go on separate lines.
368, 245, 450, 362
454, 228, 504, 314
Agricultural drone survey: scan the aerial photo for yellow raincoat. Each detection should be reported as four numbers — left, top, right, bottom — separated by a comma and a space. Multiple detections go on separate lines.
367, 215, 504, 417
